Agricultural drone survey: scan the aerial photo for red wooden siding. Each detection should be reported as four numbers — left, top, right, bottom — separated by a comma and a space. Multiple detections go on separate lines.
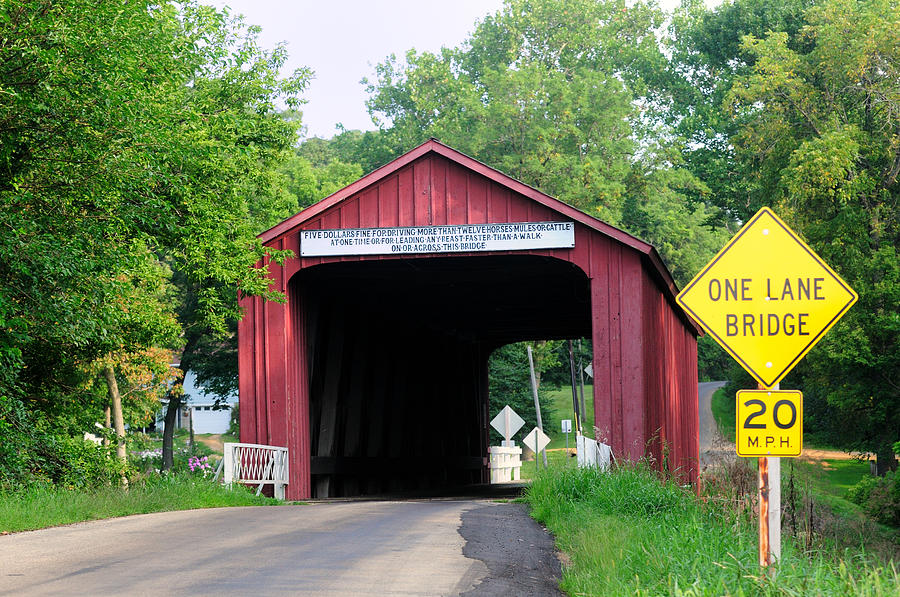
239, 141, 700, 499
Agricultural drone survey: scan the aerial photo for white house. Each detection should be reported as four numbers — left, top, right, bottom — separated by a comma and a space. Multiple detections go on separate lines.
157, 370, 237, 435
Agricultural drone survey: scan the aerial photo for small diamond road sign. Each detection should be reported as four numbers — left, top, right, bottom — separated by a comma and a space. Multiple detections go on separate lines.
490, 405, 525, 442
676, 207, 857, 388
523, 427, 551, 454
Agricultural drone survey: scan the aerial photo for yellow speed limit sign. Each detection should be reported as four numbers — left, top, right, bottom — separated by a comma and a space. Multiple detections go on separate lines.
736, 390, 803, 457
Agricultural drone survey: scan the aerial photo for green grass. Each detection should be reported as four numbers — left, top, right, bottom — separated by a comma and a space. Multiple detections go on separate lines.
820, 459, 871, 496
0, 474, 285, 533
710, 387, 736, 441
787, 457, 875, 519
544, 384, 594, 450
526, 465, 900, 596
519, 447, 578, 480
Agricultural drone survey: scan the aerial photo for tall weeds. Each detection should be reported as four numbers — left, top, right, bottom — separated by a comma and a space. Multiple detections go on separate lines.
526, 464, 899, 596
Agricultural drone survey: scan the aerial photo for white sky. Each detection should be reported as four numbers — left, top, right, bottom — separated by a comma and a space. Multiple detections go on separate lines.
209, 0, 691, 140
209, 1, 506, 138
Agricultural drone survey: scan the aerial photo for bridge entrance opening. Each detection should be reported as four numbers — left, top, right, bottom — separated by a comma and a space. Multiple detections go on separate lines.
294, 255, 590, 497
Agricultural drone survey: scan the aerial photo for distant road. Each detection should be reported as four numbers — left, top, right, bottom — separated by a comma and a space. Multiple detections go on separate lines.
699, 380, 728, 467
0, 499, 561, 596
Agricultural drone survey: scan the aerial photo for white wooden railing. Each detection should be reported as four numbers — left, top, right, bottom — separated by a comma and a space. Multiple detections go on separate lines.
214, 442, 289, 499
489, 445, 522, 482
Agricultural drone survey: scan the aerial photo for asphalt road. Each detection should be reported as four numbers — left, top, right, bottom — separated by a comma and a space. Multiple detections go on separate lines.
699, 380, 729, 467
0, 499, 561, 597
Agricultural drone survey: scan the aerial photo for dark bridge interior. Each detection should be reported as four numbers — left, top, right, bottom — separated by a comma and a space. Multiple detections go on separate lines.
292, 254, 591, 497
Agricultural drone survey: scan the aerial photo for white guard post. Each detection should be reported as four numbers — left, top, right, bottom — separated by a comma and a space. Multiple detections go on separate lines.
489, 445, 523, 482
220, 442, 289, 500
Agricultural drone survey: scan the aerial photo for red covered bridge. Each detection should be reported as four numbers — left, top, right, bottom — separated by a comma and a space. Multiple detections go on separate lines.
238, 139, 700, 499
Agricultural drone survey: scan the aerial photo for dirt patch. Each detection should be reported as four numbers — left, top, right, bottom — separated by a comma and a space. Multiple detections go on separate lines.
195, 434, 224, 455
799, 449, 871, 469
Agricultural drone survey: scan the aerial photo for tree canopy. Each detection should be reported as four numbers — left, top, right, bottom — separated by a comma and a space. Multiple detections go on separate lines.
0, 0, 309, 486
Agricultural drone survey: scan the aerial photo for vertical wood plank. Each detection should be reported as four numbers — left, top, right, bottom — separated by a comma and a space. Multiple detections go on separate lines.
238, 295, 258, 444
378, 175, 398, 227
447, 162, 468, 224
620, 250, 644, 461
359, 188, 378, 228
571, 225, 591, 273
590, 239, 612, 446
508, 191, 529, 222
430, 155, 448, 225
608, 245, 624, 453
467, 174, 487, 224
398, 167, 415, 226
287, 282, 311, 499
255, 282, 268, 443
414, 158, 432, 226
341, 197, 360, 229
265, 258, 288, 449
487, 185, 509, 223
323, 209, 341, 231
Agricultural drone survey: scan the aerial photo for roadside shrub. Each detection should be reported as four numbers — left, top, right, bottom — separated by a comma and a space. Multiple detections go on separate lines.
848, 472, 900, 527
228, 403, 239, 437
0, 394, 121, 490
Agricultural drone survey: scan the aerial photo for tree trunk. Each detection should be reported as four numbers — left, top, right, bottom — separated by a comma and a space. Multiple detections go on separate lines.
103, 364, 128, 488
103, 406, 111, 447
532, 340, 545, 388
874, 446, 898, 476
161, 392, 182, 471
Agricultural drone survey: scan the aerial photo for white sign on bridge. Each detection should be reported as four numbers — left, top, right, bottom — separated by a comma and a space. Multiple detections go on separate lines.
300, 221, 575, 257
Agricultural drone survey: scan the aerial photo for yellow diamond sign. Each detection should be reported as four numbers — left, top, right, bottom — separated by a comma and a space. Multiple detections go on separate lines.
677, 207, 857, 388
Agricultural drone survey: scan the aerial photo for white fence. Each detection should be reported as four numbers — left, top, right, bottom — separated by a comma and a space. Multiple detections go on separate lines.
216, 442, 289, 499
576, 434, 613, 471
489, 445, 522, 482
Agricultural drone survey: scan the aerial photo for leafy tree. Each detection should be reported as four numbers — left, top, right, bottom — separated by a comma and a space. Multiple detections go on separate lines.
299, 128, 397, 175
277, 153, 363, 212
0, 0, 309, 479
724, 0, 899, 472
665, 0, 816, 223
